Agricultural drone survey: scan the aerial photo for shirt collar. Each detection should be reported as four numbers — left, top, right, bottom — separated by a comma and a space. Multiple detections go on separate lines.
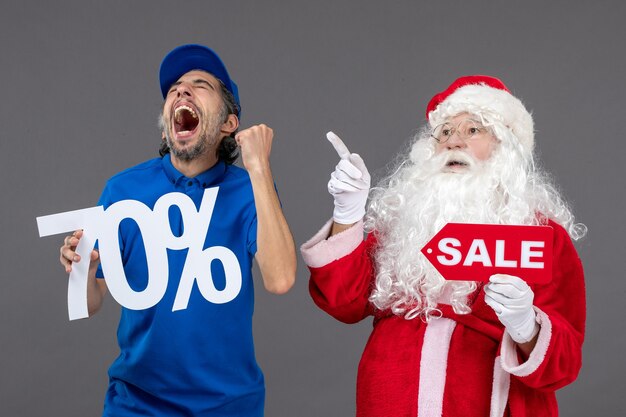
161, 153, 227, 188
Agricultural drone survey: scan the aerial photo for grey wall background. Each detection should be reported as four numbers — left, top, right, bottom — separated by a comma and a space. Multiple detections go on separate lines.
1, 1, 624, 415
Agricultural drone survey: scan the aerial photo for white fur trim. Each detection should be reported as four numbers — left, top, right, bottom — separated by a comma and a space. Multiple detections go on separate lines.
428, 83, 534, 154
418, 317, 457, 417
300, 219, 365, 268
490, 356, 510, 417
500, 307, 552, 377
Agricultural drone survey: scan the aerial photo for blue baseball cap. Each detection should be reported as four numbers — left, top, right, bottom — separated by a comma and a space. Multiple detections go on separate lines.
159, 44, 240, 114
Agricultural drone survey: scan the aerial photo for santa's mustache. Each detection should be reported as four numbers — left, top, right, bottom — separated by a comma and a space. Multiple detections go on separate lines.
432, 150, 476, 170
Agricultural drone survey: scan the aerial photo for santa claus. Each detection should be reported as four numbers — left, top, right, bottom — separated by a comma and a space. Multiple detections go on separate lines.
301, 75, 586, 417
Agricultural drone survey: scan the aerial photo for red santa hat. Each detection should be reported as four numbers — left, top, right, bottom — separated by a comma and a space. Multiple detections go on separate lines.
426, 75, 534, 154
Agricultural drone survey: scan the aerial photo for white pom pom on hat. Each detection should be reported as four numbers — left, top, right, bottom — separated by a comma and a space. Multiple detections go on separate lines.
426, 75, 534, 154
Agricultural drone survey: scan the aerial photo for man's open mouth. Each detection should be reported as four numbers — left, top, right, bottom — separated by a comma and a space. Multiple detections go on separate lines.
173, 105, 200, 135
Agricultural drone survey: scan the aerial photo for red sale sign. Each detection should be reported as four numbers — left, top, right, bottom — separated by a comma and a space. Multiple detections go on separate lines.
420, 223, 554, 284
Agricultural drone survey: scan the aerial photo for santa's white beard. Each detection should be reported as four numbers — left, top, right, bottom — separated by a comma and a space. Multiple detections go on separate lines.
366, 138, 539, 319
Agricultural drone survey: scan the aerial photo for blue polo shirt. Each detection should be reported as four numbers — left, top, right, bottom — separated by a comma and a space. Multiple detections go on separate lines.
96, 154, 264, 417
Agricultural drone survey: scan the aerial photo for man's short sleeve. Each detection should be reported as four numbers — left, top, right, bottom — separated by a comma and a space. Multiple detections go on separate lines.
247, 213, 257, 256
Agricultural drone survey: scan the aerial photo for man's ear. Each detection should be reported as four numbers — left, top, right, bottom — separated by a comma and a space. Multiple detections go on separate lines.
221, 114, 239, 136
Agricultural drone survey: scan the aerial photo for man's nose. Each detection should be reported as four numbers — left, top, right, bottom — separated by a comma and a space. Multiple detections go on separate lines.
175, 82, 193, 97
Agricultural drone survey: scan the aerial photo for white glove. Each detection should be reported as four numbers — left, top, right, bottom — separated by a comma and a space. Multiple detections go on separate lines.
484, 274, 539, 344
326, 131, 371, 224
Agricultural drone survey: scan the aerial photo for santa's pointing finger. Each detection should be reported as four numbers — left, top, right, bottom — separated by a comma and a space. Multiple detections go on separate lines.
327, 131, 351, 159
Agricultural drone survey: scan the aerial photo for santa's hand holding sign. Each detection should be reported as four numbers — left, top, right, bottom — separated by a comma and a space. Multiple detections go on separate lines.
485, 274, 539, 345
301, 75, 586, 417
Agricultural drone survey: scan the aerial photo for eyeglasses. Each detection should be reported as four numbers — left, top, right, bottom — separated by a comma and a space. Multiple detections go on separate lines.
431, 118, 489, 144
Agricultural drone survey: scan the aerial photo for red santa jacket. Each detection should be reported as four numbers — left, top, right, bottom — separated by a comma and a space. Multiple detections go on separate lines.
301, 219, 585, 417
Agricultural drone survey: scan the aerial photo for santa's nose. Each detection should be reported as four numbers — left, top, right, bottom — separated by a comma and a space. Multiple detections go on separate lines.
445, 131, 467, 149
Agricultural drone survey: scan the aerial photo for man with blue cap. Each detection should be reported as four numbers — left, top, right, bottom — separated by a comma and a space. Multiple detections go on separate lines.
59, 44, 296, 416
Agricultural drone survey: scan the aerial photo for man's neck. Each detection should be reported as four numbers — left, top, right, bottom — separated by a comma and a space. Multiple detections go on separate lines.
170, 152, 219, 178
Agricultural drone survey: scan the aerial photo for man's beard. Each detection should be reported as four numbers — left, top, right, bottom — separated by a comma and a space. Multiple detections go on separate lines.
365, 138, 532, 319
159, 107, 225, 162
